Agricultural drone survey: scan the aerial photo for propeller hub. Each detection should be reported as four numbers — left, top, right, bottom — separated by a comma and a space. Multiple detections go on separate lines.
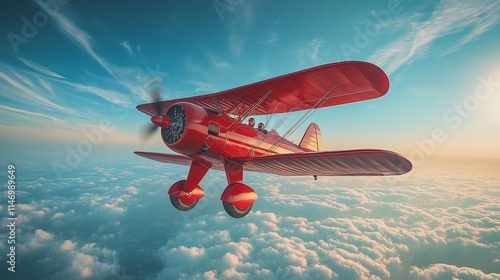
151, 115, 170, 127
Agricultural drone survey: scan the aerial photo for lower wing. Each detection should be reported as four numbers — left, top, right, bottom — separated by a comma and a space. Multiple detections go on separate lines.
135, 149, 411, 176
134, 151, 225, 170
233, 149, 412, 176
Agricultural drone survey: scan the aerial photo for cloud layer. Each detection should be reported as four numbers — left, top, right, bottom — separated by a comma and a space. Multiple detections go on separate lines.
3, 153, 497, 279
153, 170, 500, 279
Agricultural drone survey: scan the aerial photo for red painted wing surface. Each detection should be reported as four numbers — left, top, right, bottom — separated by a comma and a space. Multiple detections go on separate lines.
137, 61, 389, 117
234, 150, 412, 176
134, 152, 225, 170
135, 149, 412, 176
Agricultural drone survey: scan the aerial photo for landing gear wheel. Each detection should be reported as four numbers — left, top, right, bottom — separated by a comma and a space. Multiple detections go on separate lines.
170, 195, 198, 211
223, 201, 253, 218
168, 179, 205, 212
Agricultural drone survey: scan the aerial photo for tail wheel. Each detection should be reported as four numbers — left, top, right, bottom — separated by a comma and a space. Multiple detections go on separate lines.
170, 195, 198, 211
222, 201, 253, 218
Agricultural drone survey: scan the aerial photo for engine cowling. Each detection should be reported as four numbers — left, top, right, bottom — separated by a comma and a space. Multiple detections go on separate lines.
161, 102, 209, 156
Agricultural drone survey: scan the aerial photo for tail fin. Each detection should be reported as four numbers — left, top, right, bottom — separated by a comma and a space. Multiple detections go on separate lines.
299, 123, 323, 152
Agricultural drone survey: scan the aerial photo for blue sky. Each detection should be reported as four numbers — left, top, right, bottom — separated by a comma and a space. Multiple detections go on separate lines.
1, 0, 500, 169
1, 1, 500, 279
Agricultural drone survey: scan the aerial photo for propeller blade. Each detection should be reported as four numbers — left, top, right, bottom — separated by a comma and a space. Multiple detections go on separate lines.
141, 123, 159, 140
140, 81, 163, 140
152, 87, 162, 115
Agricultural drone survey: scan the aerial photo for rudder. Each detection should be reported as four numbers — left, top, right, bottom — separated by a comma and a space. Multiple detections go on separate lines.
299, 123, 323, 152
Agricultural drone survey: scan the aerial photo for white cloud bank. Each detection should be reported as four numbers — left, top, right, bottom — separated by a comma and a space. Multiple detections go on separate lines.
154, 171, 500, 279
2, 157, 498, 280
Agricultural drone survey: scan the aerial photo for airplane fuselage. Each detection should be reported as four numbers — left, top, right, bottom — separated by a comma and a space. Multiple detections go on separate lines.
161, 102, 305, 161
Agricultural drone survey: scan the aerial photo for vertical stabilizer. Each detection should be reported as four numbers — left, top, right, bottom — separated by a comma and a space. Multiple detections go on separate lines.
299, 123, 323, 152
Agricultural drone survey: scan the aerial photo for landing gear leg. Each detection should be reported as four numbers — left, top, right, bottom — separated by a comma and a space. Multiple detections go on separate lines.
168, 160, 209, 211
220, 159, 258, 218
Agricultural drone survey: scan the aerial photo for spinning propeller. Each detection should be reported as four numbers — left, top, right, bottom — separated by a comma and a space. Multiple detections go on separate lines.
141, 86, 166, 139
140, 82, 187, 144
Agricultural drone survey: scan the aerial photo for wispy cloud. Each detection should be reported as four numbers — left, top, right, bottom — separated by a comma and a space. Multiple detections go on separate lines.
0, 62, 135, 142
18, 57, 66, 79
0, 104, 67, 125
119, 40, 133, 57
265, 31, 279, 46
205, 50, 232, 71
34, 0, 155, 103
182, 52, 230, 95
118, 40, 147, 63
185, 80, 216, 94
295, 38, 325, 68
35, 2, 107, 74
67, 82, 131, 107
369, 0, 500, 74
0, 64, 75, 114
223, 1, 255, 56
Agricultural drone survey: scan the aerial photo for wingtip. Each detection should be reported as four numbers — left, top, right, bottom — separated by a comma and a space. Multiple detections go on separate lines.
391, 153, 413, 175
358, 61, 390, 96
136, 103, 146, 112
134, 151, 148, 156
323, 61, 390, 97
401, 158, 413, 174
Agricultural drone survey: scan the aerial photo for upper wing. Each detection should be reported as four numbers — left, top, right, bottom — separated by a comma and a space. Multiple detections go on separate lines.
137, 61, 389, 117
233, 149, 412, 176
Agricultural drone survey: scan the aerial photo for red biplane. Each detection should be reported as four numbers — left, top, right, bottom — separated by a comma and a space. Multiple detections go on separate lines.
135, 61, 412, 218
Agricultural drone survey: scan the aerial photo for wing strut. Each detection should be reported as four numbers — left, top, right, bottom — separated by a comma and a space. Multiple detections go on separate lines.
263, 101, 281, 131
231, 89, 272, 130
228, 101, 244, 116
249, 101, 302, 155
265, 82, 339, 154
214, 97, 224, 114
